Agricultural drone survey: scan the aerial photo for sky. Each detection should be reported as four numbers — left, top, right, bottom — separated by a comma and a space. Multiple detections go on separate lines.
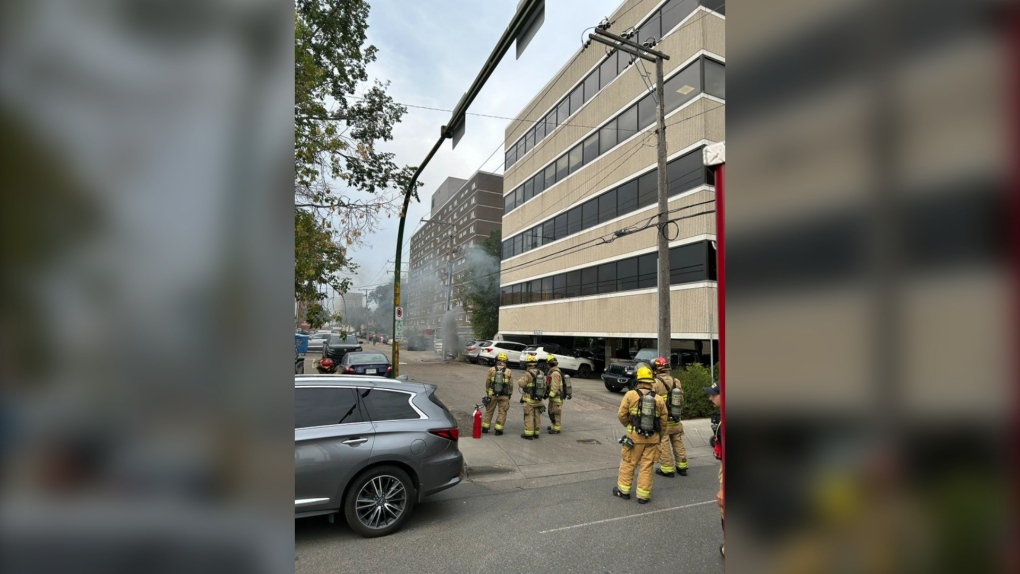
337, 0, 622, 307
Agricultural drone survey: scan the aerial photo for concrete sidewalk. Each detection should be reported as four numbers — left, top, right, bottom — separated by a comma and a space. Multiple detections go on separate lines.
458, 417, 718, 488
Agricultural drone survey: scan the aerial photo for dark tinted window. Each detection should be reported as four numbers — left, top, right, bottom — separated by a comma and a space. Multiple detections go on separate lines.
583, 70, 599, 103
638, 253, 657, 288
701, 0, 725, 15
535, 117, 546, 140
525, 129, 535, 153
704, 58, 725, 99
514, 235, 524, 257
553, 214, 567, 240
545, 164, 556, 189
583, 133, 599, 165
664, 59, 702, 114
569, 85, 583, 116
638, 12, 660, 45
599, 118, 618, 154
542, 277, 554, 300
533, 172, 545, 195
543, 220, 555, 244
580, 268, 598, 296
567, 206, 582, 234
618, 257, 639, 291
523, 179, 534, 202
638, 169, 658, 208
661, 0, 695, 35
581, 199, 599, 228
349, 353, 387, 365
618, 105, 638, 141
568, 144, 583, 174
670, 243, 706, 283
360, 388, 419, 421
529, 279, 541, 302
296, 388, 362, 428
599, 52, 617, 91
556, 155, 569, 181
597, 262, 617, 294
667, 148, 706, 194
553, 274, 566, 298
637, 93, 656, 130
599, 189, 617, 223
505, 192, 515, 213
505, 148, 515, 170
617, 180, 638, 213
512, 284, 522, 304
556, 100, 569, 127
566, 270, 581, 298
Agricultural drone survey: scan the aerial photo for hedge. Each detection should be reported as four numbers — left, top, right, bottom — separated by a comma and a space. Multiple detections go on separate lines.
673, 363, 719, 420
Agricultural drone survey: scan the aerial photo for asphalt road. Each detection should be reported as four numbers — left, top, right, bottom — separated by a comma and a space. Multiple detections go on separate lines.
295, 349, 724, 573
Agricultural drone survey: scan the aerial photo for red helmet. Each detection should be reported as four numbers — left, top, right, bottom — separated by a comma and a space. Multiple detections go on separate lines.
320, 358, 334, 369
653, 357, 669, 371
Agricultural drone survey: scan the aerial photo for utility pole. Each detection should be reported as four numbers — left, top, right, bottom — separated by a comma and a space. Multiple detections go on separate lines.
589, 27, 671, 357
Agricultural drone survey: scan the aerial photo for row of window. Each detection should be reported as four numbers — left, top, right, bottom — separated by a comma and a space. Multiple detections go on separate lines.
499, 240, 717, 306
504, 0, 725, 171
295, 387, 419, 429
503, 57, 723, 216
502, 145, 712, 260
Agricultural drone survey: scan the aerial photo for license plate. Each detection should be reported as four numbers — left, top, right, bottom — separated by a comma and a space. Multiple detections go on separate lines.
365, 368, 377, 374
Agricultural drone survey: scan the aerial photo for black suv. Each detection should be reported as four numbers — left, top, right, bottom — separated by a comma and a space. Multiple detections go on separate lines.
324, 333, 363, 363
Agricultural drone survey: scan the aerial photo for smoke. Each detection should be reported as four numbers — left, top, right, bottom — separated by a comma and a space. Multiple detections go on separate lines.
442, 308, 460, 361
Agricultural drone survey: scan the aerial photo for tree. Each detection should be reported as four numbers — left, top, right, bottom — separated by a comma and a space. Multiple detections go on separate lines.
455, 231, 501, 339
295, 209, 350, 327
294, 0, 421, 318
367, 281, 394, 334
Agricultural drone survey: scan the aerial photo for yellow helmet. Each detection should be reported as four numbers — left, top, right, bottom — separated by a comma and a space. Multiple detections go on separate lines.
496, 352, 508, 362
525, 355, 538, 364
546, 354, 558, 366
636, 365, 654, 381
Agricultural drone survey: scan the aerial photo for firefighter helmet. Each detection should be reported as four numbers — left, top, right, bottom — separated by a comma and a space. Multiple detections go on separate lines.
546, 354, 558, 366
525, 355, 538, 364
636, 365, 654, 381
653, 357, 669, 371
496, 352, 508, 362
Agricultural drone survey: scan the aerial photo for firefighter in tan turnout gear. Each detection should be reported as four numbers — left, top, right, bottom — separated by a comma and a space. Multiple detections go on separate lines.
613, 365, 669, 504
545, 355, 571, 434
481, 352, 514, 436
517, 355, 547, 439
651, 356, 688, 477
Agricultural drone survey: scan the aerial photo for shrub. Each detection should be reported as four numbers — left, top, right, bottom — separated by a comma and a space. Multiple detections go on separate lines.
673, 363, 718, 420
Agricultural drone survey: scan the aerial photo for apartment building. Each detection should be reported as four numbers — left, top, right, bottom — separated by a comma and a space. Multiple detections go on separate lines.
407, 171, 504, 336
497, 0, 724, 364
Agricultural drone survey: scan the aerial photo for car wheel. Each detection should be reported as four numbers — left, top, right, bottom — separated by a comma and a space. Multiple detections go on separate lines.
604, 380, 619, 392
343, 465, 415, 538
578, 364, 592, 379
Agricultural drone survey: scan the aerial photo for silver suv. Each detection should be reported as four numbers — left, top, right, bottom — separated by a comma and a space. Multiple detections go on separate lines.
295, 375, 464, 537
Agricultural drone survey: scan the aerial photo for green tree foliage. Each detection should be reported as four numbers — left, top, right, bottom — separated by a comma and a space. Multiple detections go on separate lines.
294, 0, 421, 317
674, 363, 717, 420
454, 231, 501, 339
295, 210, 352, 326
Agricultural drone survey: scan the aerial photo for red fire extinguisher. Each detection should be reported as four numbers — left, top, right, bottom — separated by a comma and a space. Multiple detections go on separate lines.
472, 404, 483, 439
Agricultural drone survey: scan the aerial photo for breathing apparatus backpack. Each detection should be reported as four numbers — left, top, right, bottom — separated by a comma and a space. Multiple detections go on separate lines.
532, 370, 548, 401
629, 389, 660, 437
492, 368, 507, 396
664, 377, 683, 422
562, 374, 572, 400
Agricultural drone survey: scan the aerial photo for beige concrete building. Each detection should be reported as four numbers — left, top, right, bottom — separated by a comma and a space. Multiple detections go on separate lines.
497, 0, 724, 365
407, 171, 504, 337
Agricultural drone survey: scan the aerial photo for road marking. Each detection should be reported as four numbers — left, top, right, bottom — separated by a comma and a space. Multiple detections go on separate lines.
539, 500, 716, 534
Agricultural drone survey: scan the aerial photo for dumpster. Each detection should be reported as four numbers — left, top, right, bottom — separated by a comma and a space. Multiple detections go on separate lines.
295, 333, 309, 354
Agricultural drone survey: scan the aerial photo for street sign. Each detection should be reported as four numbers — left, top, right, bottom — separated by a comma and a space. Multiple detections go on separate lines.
395, 319, 404, 339
533, 330, 543, 336
395, 307, 404, 320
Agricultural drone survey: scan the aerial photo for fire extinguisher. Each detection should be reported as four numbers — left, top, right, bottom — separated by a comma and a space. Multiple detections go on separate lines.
472, 404, 483, 439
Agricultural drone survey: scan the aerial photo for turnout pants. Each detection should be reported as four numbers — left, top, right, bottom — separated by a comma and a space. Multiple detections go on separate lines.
658, 423, 688, 473
617, 440, 658, 500
547, 398, 563, 431
483, 396, 510, 431
522, 400, 543, 436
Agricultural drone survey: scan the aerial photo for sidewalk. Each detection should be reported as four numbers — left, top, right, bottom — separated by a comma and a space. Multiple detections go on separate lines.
458, 417, 718, 487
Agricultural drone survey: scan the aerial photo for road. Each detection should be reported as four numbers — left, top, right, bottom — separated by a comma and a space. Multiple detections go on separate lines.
296, 348, 724, 573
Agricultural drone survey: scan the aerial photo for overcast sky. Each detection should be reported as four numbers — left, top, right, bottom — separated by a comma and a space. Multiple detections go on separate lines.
337, 0, 622, 305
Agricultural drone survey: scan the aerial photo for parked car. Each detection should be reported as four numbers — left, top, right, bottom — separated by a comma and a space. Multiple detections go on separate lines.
477, 341, 527, 366
464, 340, 492, 364
339, 352, 394, 378
404, 333, 427, 351
574, 349, 605, 374
517, 344, 595, 378
307, 332, 332, 353
600, 348, 704, 392
295, 376, 464, 537
324, 333, 363, 363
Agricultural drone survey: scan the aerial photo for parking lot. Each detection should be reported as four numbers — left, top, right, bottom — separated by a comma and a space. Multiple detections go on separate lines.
295, 347, 724, 572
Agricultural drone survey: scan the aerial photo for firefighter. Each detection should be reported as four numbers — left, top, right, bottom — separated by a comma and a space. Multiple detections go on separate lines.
517, 355, 547, 439
482, 352, 514, 436
652, 357, 688, 477
705, 381, 723, 557
545, 355, 565, 434
613, 365, 668, 504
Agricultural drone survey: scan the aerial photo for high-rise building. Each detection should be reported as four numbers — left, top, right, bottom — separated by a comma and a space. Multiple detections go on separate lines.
407, 171, 504, 337
497, 0, 725, 365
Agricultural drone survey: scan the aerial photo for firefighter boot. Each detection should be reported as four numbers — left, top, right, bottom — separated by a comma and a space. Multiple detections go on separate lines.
655, 468, 675, 478
612, 486, 631, 500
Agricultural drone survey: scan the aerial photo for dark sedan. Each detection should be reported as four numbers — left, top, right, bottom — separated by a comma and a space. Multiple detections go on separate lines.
324, 334, 363, 363
339, 352, 393, 378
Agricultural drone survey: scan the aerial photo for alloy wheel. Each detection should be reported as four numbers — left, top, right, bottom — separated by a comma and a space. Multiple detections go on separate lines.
354, 475, 407, 530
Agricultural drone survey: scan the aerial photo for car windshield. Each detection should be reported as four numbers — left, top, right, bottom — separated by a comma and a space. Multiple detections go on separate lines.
328, 335, 359, 344
524, 346, 538, 352
634, 349, 659, 361
349, 353, 387, 365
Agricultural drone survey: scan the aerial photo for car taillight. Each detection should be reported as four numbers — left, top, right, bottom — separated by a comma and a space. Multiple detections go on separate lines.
343, 367, 356, 374
485, 348, 494, 353
386, 366, 393, 377
429, 428, 459, 441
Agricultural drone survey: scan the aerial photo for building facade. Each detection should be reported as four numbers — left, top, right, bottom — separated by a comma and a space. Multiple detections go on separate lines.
497, 0, 724, 365
407, 171, 504, 336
